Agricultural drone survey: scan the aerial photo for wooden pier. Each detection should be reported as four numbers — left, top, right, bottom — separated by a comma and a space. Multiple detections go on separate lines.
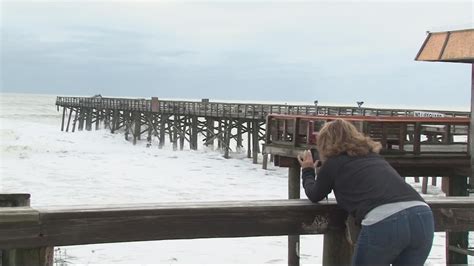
55, 96, 469, 162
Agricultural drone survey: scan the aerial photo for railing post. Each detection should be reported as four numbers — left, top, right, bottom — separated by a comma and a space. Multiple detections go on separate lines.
252, 121, 259, 164
288, 162, 300, 266
322, 220, 354, 266
0, 194, 53, 266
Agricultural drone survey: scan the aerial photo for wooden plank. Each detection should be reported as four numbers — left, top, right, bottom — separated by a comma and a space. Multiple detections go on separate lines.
0, 198, 473, 249
0, 207, 39, 223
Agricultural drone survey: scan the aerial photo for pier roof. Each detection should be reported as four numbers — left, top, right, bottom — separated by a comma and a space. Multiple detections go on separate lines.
415, 29, 474, 63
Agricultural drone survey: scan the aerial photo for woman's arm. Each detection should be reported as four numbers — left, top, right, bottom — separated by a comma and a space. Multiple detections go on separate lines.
298, 151, 334, 202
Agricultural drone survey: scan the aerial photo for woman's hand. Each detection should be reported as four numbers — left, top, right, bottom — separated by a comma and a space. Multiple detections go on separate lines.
297, 150, 315, 169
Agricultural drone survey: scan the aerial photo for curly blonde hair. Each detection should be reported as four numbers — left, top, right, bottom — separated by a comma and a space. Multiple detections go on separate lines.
317, 119, 382, 160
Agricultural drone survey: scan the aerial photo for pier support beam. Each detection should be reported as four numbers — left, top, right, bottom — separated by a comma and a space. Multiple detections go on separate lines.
85, 108, 92, 131
180, 118, 185, 150
224, 120, 231, 159
217, 121, 223, 149
111, 110, 118, 133
65, 108, 73, 132
159, 115, 166, 149
236, 121, 243, 152
205, 119, 214, 148
252, 121, 259, 164
173, 116, 178, 151
78, 108, 85, 131
61, 107, 66, 131
133, 112, 141, 145
95, 110, 100, 131
191, 116, 198, 150
247, 122, 252, 158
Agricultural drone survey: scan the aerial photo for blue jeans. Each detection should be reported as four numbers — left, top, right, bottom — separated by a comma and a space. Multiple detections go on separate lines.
353, 205, 434, 266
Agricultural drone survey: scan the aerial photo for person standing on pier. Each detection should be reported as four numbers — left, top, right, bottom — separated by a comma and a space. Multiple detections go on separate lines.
298, 119, 434, 266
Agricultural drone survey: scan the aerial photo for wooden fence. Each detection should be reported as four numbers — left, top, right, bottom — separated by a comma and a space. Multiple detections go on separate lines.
1, 195, 473, 266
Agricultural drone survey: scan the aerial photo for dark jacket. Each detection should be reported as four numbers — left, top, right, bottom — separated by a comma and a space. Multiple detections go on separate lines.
301, 153, 425, 224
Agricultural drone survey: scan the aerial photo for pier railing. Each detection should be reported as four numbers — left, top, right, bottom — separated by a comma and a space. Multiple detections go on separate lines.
1, 196, 473, 266
264, 114, 471, 158
56, 96, 470, 120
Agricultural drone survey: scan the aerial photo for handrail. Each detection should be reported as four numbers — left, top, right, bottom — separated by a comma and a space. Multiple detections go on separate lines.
55, 96, 470, 119
1, 198, 473, 249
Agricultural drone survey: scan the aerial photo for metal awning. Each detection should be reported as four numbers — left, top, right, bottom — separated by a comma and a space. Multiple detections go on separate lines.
415, 29, 474, 63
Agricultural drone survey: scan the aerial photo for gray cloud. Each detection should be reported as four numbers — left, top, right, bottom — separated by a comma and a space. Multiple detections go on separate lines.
0, 1, 472, 108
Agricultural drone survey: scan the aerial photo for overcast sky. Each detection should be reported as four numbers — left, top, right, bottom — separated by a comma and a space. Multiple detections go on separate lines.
1, 0, 472, 108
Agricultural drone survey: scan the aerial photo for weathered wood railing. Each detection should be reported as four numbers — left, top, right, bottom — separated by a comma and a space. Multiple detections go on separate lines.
56, 96, 470, 120
265, 114, 471, 157
1, 196, 474, 265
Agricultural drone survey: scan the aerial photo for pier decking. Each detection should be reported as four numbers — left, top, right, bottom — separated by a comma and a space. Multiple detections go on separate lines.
55, 96, 470, 161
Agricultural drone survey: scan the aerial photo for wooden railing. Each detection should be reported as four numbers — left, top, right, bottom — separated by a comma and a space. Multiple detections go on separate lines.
1, 197, 474, 265
265, 114, 470, 157
55, 96, 470, 120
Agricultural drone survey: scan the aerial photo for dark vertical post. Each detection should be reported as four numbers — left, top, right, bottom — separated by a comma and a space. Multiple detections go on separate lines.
443, 124, 452, 143
205, 118, 214, 148
288, 163, 300, 266
470, 63, 474, 189
133, 112, 138, 145
224, 120, 231, 159
104, 109, 110, 129
180, 118, 185, 151
147, 114, 153, 147
72, 108, 79, 133
124, 112, 130, 141
136, 113, 142, 140
1, 194, 53, 266
191, 116, 198, 150
421, 177, 428, 194
95, 110, 100, 130
65, 108, 73, 132
247, 121, 252, 158
159, 115, 166, 149
323, 226, 354, 266
115, 111, 121, 132
217, 120, 223, 149
111, 110, 117, 133
446, 176, 469, 265
262, 152, 268, 169
173, 116, 178, 151
78, 108, 84, 131
237, 120, 243, 152
252, 121, 259, 164
414, 122, 421, 155
61, 107, 66, 131
86, 108, 92, 131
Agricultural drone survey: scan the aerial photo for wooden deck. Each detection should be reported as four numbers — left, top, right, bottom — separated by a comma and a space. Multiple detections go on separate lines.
56, 96, 470, 120
55, 96, 471, 164
264, 114, 470, 168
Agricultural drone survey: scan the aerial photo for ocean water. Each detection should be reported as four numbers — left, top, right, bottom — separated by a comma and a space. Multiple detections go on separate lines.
0, 93, 468, 265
